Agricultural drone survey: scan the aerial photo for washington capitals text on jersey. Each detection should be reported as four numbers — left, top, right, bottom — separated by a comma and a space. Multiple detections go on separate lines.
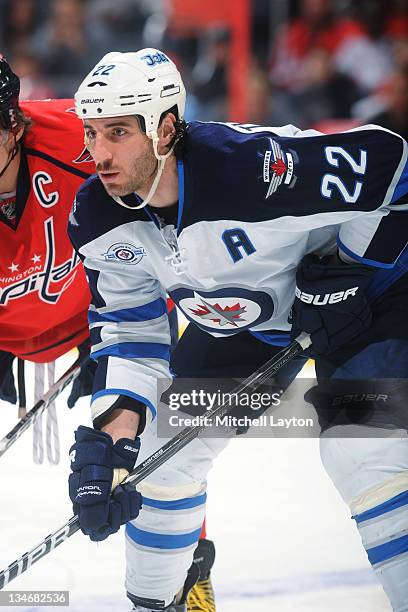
0, 99, 95, 362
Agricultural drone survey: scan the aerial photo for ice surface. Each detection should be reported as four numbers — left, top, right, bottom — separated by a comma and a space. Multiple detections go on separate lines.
0, 354, 391, 611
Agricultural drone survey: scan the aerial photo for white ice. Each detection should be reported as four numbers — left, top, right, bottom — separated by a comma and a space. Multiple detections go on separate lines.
0, 353, 391, 611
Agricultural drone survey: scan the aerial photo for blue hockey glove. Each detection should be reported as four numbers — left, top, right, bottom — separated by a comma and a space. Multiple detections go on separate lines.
290, 254, 374, 355
68, 425, 142, 542
0, 351, 17, 404
67, 339, 97, 408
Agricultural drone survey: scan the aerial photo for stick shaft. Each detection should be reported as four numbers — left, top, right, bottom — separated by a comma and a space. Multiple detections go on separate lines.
0, 358, 83, 457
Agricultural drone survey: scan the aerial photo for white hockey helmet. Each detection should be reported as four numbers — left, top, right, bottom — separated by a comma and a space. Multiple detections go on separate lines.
75, 49, 186, 209
74, 48, 186, 135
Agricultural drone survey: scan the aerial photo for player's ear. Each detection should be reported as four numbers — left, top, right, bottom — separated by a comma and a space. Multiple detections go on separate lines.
157, 113, 176, 153
14, 125, 25, 143
1, 126, 23, 147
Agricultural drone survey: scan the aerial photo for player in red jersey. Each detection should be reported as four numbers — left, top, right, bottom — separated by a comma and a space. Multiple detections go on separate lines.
0, 54, 97, 407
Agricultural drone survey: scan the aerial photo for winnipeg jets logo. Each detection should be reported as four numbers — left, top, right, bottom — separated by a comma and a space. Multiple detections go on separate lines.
169, 287, 275, 335
190, 298, 247, 327
260, 138, 297, 198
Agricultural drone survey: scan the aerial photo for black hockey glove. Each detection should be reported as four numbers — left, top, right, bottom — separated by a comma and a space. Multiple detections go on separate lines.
0, 350, 17, 404
67, 339, 97, 408
69, 425, 142, 542
290, 254, 374, 355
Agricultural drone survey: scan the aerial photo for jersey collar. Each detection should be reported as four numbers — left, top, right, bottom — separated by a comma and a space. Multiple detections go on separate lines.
0, 146, 30, 230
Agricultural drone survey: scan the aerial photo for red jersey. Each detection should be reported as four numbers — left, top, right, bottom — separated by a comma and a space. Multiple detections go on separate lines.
0, 99, 95, 362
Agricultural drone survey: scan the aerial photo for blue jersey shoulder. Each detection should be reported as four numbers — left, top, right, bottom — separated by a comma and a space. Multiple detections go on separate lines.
179, 121, 405, 230
180, 121, 279, 229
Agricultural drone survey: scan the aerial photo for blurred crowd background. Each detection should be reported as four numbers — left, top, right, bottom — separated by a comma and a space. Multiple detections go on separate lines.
0, 0, 407, 136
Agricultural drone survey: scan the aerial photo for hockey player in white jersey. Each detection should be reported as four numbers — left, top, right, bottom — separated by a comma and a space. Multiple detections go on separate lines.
68, 49, 408, 611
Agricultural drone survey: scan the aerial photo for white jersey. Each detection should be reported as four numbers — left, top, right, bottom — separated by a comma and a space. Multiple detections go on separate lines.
69, 121, 408, 424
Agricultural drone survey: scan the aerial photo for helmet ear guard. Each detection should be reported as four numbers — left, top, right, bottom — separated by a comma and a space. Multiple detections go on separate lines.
0, 54, 22, 179
0, 54, 20, 133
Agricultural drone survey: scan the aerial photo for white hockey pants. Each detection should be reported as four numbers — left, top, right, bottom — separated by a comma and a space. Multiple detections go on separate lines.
321, 425, 408, 612
125, 408, 230, 607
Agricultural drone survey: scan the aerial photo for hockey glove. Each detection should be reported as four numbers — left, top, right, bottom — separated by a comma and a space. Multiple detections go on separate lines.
0, 350, 17, 404
68, 425, 142, 542
67, 339, 97, 408
290, 254, 374, 355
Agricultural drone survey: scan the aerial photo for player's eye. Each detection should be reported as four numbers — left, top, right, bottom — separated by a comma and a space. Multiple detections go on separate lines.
112, 127, 126, 137
85, 130, 96, 141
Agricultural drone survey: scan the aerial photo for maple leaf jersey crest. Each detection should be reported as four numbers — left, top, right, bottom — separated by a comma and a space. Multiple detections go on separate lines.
190, 298, 247, 327
169, 287, 275, 335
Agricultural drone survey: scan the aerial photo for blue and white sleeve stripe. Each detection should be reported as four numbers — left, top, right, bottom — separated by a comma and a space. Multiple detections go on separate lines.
88, 297, 167, 324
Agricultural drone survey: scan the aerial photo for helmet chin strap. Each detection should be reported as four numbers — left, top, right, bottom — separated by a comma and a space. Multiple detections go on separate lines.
113, 131, 173, 210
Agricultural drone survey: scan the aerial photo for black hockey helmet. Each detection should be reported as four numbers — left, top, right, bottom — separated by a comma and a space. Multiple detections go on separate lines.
0, 54, 20, 132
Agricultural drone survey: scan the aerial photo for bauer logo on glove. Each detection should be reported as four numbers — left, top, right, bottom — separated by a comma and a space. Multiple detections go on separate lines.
295, 285, 359, 305
290, 254, 374, 355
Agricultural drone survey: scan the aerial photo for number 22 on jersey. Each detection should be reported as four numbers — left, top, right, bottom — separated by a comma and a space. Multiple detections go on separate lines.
321, 146, 368, 204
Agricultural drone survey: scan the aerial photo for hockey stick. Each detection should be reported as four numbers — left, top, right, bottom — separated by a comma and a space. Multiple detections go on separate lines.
0, 356, 89, 458
0, 332, 311, 589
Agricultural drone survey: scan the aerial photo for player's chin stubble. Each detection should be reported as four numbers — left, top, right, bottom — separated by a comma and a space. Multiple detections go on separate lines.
106, 149, 158, 197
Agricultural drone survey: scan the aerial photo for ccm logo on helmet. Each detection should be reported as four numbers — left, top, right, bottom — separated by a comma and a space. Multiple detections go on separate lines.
141, 52, 170, 67
295, 286, 359, 305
